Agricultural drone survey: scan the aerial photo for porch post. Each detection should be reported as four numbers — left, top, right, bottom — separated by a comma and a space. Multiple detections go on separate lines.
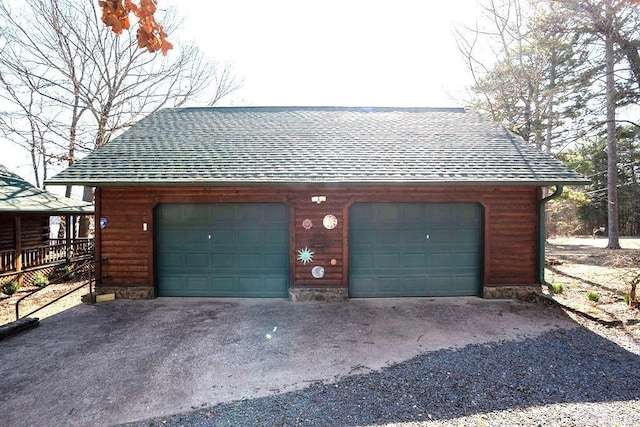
66, 214, 72, 262
15, 215, 22, 286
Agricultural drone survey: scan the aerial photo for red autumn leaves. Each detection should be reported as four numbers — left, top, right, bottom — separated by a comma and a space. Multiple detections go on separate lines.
98, 0, 173, 55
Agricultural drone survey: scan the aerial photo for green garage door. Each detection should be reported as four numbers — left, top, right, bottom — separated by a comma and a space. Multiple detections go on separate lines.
156, 203, 289, 297
349, 203, 482, 297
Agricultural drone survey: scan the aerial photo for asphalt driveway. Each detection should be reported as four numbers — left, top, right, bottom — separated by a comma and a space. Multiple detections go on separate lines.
0, 297, 576, 426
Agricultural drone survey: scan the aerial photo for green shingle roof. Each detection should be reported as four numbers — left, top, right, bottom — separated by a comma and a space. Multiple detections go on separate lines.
1, 164, 93, 214
46, 107, 589, 186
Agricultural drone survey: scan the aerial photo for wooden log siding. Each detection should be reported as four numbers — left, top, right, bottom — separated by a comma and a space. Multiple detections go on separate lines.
0, 214, 49, 251
95, 185, 540, 294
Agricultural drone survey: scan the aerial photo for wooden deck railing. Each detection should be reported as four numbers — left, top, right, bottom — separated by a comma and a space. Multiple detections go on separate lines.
0, 238, 94, 274
0, 249, 15, 273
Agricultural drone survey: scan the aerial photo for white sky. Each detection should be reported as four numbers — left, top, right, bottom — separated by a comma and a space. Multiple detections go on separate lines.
163, 0, 480, 107
3, 0, 482, 183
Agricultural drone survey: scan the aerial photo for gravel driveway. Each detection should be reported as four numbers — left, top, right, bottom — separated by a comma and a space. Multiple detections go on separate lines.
2, 297, 639, 426
123, 313, 640, 427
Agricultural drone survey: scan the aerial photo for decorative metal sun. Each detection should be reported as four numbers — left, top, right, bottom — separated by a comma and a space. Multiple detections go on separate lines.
297, 247, 314, 264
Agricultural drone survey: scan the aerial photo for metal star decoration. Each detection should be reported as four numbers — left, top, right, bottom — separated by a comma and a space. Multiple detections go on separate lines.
297, 247, 314, 264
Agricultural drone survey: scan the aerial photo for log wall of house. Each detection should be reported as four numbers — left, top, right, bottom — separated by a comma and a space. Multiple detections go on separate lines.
96, 185, 540, 295
0, 213, 49, 251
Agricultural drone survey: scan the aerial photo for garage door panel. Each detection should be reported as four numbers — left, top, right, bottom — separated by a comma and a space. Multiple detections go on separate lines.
157, 203, 289, 297
403, 253, 427, 268
375, 277, 401, 295
239, 253, 265, 269
456, 251, 479, 267
186, 253, 210, 269
158, 252, 184, 269
431, 252, 453, 268
238, 229, 262, 242
402, 229, 426, 244
211, 277, 235, 293
212, 253, 236, 269
161, 276, 186, 293
212, 229, 235, 243
404, 277, 427, 292
377, 229, 400, 244
185, 276, 208, 292
403, 204, 426, 221
159, 229, 185, 245
429, 206, 451, 223
265, 229, 288, 244
351, 254, 374, 270
266, 253, 289, 268
350, 203, 481, 298
376, 253, 400, 268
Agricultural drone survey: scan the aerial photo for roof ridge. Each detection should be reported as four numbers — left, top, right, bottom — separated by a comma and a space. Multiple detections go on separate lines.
172, 106, 467, 113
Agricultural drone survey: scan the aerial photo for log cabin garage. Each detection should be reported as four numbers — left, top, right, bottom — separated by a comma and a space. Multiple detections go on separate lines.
47, 107, 589, 300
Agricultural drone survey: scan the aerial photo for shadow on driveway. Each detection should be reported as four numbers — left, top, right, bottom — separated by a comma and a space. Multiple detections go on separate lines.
1, 297, 637, 426
124, 326, 640, 426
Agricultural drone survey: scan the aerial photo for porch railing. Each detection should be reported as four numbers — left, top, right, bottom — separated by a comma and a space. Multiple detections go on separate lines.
0, 238, 94, 274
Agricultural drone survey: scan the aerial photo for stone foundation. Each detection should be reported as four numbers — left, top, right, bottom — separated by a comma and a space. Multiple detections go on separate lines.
483, 285, 542, 300
289, 287, 348, 302
96, 286, 155, 300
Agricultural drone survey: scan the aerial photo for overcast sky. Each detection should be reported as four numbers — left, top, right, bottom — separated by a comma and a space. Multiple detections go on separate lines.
3, 0, 482, 183
163, 0, 481, 107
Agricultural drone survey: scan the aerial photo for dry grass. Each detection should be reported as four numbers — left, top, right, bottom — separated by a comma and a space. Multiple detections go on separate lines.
545, 237, 640, 324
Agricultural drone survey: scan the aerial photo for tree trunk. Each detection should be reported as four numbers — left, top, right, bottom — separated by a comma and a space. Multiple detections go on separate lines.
545, 48, 557, 156
605, 5, 621, 249
77, 186, 93, 237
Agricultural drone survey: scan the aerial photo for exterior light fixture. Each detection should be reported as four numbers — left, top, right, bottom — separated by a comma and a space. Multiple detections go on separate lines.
311, 195, 327, 204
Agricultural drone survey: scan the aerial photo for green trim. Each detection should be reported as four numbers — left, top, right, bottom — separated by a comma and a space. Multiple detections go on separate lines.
538, 185, 564, 293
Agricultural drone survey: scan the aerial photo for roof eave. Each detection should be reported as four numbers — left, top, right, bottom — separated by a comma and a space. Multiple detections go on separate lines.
44, 178, 591, 187
0, 207, 94, 214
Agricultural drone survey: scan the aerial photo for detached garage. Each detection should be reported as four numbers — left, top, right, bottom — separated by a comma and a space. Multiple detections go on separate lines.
46, 107, 589, 300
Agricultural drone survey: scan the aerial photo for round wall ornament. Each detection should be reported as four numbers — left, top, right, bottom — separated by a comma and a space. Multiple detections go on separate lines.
302, 218, 313, 230
323, 214, 338, 230
311, 265, 325, 279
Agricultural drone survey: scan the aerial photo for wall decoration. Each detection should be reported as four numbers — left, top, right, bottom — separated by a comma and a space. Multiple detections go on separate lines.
100, 217, 109, 229
323, 214, 338, 230
297, 247, 314, 264
330, 258, 337, 266
311, 265, 325, 279
302, 218, 313, 230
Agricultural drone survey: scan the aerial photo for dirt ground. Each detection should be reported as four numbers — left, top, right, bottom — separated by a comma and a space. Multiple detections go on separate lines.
0, 281, 88, 326
545, 236, 640, 327
2, 236, 639, 328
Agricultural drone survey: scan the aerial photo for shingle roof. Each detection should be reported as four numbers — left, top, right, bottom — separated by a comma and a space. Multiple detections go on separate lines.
0, 164, 93, 213
46, 107, 589, 186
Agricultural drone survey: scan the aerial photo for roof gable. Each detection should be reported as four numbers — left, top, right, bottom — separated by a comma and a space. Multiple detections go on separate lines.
46, 107, 589, 186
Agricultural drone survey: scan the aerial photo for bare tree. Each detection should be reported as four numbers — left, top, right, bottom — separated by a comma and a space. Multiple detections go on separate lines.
454, 0, 574, 151
0, 0, 241, 196
458, 0, 640, 246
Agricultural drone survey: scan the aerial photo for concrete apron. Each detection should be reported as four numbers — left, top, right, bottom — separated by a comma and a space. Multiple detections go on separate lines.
0, 297, 575, 426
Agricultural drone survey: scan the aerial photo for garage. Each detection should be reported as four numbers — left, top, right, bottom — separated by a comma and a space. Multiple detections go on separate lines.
48, 107, 589, 300
349, 203, 482, 297
155, 203, 289, 297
